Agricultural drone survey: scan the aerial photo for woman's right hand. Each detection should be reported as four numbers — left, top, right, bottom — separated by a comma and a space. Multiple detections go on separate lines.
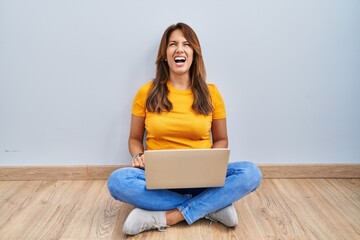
132, 154, 145, 169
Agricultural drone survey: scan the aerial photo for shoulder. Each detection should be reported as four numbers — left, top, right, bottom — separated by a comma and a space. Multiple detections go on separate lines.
133, 82, 153, 100
132, 82, 153, 114
133, 82, 153, 104
207, 83, 218, 90
137, 82, 153, 94
207, 83, 222, 96
207, 83, 225, 105
207, 83, 226, 118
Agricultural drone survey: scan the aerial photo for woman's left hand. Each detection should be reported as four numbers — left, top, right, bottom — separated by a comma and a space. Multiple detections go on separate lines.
132, 154, 145, 169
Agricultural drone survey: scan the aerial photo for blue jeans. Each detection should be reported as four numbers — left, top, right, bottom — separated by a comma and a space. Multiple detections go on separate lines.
107, 161, 262, 224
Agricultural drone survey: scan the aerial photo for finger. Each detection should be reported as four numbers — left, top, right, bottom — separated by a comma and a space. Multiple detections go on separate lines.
134, 158, 141, 168
131, 159, 137, 167
139, 155, 145, 168
136, 157, 144, 169
131, 158, 139, 167
132, 157, 144, 169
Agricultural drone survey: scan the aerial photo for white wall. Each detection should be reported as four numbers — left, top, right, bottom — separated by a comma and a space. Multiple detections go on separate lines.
1, 0, 359, 166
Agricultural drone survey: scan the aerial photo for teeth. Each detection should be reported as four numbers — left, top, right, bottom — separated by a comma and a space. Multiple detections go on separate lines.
174, 57, 186, 63
175, 57, 186, 61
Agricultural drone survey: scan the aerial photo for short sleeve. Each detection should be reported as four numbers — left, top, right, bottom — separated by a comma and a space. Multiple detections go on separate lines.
131, 82, 152, 117
208, 84, 226, 119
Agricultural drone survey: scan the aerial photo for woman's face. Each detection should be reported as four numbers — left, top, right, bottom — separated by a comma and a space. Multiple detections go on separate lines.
166, 29, 194, 78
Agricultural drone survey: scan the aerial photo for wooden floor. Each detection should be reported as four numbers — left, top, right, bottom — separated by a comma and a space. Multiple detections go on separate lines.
0, 179, 359, 240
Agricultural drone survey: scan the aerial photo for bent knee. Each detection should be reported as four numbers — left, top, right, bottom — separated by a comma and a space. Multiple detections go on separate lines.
107, 167, 144, 199
230, 161, 262, 192
246, 162, 262, 190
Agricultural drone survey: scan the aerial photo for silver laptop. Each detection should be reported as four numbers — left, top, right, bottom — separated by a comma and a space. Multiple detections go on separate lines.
144, 148, 230, 189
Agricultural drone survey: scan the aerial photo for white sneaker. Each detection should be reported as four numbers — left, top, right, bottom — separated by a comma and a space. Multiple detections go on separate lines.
122, 208, 168, 235
205, 205, 238, 227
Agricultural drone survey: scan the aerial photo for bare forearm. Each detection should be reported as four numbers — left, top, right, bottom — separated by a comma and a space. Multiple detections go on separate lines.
211, 119, 228, 149
129, 138, 144, 157
212, 138, 228, 148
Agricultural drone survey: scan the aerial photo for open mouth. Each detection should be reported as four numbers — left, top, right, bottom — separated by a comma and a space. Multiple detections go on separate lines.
174, 56, 186, 63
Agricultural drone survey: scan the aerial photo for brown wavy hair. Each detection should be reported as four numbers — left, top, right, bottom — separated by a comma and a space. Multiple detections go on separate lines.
146, 23, 213, 115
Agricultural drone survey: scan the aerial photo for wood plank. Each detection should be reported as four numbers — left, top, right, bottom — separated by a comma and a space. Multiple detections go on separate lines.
233, 199, 265, 240
60, 180, 122, 239
309, 179, 360, 233
29, 203, 77, 240
1, 164, 360, 181
273, 179, 360, 239
0, 179, 359, 239
0, 181, 56, 240
331, 179, 360, 205
0, 180, 96, 240
31, 181, 96, 240
52, 180, 104, 238
0, 181, 43, 237
88, 183, 122, 238
244, 179, 315, 239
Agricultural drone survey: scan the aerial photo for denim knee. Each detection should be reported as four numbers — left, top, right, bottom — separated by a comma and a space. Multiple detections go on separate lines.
107, 168, 123, 200
230, 161, 262, 193
247, 161, 262, 191
107, 167, 142, 201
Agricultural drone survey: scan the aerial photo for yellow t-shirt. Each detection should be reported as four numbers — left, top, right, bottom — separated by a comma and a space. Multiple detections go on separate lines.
132, 81, 226, 150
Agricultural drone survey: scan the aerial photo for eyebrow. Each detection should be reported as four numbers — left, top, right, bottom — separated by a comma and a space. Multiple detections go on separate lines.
169, 40, 190, 44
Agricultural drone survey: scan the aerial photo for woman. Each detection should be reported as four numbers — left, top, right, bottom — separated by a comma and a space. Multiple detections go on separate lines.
107, 22, 262, 235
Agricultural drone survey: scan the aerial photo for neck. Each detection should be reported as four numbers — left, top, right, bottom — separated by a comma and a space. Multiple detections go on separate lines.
169, 74, 190, 90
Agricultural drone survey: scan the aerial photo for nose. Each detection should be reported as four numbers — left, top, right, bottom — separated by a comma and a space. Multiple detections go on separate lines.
176, 45, 184, 53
